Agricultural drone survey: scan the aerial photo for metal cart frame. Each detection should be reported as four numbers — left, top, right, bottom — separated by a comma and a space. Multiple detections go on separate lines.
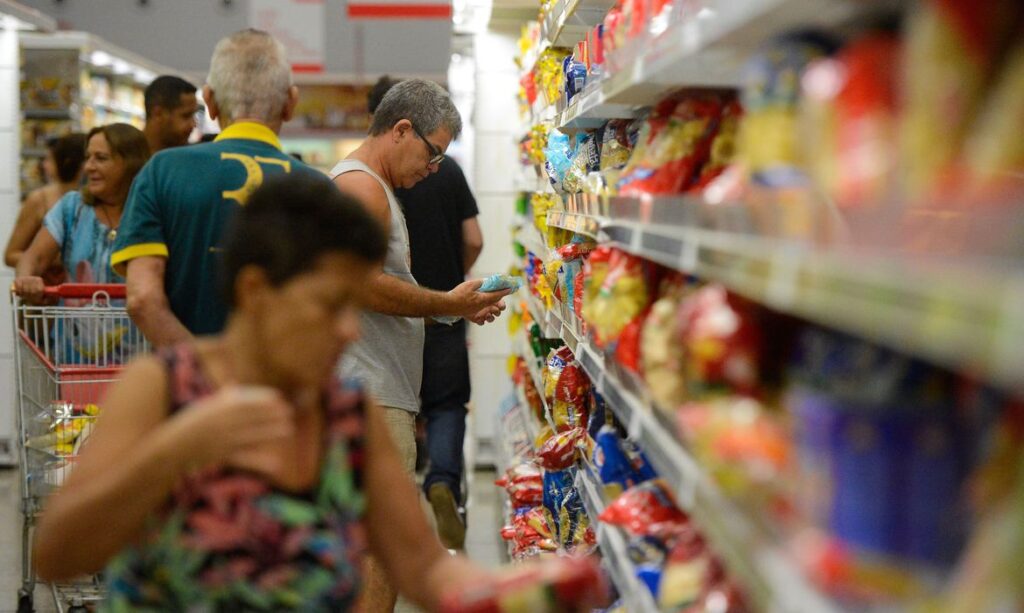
12, 284, 148, 613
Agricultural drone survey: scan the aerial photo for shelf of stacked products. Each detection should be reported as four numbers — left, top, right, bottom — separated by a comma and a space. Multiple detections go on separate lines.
504, 0, 1024, 611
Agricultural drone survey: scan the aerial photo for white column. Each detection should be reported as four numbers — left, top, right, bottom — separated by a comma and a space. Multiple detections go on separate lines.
466, 29, 521, 467
0, 24, 20, 466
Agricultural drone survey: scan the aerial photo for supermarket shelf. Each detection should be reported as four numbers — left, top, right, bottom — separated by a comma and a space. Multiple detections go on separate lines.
599, 198, 1024, 394
521, 0, 615, 80
551, 0, 894, 129
546, 210, 603, 239
574, 339, 838, 613
23, 108, 72, 120
575, 467, 660, 613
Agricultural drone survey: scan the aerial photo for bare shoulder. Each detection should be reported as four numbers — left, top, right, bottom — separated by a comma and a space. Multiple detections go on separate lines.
333, 170, 391, 225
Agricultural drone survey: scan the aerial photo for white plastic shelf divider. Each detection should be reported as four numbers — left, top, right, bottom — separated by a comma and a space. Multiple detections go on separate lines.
597, 205, 1024, 395
575, 466, 660, 612
546, 210, 604, 239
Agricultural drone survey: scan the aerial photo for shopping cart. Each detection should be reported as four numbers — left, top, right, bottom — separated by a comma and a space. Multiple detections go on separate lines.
12, 284, 149, 613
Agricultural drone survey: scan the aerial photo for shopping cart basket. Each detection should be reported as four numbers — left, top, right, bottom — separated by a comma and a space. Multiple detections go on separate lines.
12, 284, 149, 613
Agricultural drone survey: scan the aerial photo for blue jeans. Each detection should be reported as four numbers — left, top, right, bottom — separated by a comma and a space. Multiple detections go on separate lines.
421, 321, 470, 502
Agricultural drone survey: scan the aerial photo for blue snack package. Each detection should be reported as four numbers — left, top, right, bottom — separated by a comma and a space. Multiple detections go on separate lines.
479, 273, 522, 293
543, 468, 576, 523
635, 564, 662, 598
434, 274, 523, 324
594, 425, 636, 499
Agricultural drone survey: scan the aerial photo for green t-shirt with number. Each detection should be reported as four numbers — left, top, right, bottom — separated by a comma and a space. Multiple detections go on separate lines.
112, 122, 328, 335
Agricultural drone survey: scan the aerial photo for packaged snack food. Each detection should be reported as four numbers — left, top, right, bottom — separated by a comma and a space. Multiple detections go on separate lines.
678, 284, 761, 396
691, 99, 743, 192
802, 33, 901, 209
658, 532, 709, 610
545, 130, 574, 192
599, 479, 689, 539
543, 468, 576, 520
440, 554, 610, 613
537, 427, 588, 470
499, 463, 545, 508
544, 346, 575, 405
739, 31, 838, 189
962, 34, 1024, 201
618, 95, 724, 195
587, 249, 650, 349
641, 277, 689, 412
901, 0, 1022, 203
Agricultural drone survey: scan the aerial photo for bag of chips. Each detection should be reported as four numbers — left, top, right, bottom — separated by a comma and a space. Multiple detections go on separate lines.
599, 479, 690, 539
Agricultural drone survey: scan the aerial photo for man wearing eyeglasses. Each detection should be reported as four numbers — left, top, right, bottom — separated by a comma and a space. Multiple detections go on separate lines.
330, 78, 509, 613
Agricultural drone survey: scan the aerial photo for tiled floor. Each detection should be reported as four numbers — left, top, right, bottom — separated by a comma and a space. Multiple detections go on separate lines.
0, 467, 506, 612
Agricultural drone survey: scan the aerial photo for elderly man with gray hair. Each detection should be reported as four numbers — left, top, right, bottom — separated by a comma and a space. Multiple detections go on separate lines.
331, 79, 510, 612
113, 29, 328, 345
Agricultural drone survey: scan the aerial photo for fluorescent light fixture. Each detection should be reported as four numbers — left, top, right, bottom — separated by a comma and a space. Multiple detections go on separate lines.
112, 59, 131, 74
90, 50, 112, 67
134, 68, 155, 83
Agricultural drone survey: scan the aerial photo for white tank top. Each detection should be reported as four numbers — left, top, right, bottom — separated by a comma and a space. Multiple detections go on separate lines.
330, 159, 424, 413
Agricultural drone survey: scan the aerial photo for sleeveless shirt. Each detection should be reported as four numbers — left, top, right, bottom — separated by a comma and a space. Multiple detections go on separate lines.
329, 159, 424, 413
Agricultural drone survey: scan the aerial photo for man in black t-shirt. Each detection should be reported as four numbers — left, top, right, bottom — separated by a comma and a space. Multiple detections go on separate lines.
372, 76, 483, 551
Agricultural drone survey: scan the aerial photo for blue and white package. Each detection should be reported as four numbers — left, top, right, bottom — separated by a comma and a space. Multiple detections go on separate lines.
434, 274, 523, 324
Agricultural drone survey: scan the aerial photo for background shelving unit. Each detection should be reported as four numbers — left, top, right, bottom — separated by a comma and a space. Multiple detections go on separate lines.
18, 31, 185, 196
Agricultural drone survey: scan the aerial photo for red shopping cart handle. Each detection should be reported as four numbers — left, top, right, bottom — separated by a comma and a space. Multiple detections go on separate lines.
42, 283, 127, 299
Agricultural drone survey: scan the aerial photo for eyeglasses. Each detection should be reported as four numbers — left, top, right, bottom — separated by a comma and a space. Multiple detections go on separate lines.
410, 123, 445, 165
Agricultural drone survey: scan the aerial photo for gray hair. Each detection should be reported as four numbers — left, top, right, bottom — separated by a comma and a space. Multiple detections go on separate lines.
370, 79, 462, 140
206, 29, 292, 123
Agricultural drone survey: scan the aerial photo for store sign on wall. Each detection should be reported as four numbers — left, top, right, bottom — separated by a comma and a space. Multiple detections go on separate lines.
347, 0, 452, 20
249, 0, 325, 73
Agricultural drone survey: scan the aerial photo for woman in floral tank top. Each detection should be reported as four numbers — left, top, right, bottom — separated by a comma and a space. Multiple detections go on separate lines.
31, 177, 493, 611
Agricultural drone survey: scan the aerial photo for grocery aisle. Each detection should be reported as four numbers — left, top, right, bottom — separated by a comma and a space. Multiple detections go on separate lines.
490, 0, 1024, 611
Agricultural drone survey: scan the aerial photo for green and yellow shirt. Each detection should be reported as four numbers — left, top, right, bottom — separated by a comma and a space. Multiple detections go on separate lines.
112, 122, 328, 335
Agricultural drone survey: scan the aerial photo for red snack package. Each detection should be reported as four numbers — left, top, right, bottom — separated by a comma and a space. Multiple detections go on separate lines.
599, 479, 690, 539
614, 309, 649, 373
440, 555, 610, 613
690, 99, 743, 191
619, 95, 724, 195
555, 363, 589, 403
537, 427, 587, 470
500, 464, 545, 508
678, 284, 761, 396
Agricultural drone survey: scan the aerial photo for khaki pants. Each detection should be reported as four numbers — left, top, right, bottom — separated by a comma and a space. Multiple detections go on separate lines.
375, 407, 431, 613
380, 407, 417, 474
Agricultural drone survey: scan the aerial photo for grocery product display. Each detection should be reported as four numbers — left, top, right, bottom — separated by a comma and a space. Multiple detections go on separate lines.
501, 0, 1024, 611
18, 31, 182, 196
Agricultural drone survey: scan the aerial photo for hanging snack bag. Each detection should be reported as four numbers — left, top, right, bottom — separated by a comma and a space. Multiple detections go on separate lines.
599, 479, 690, 540
901, 0, 1022, 203
537, 427, 588, 470
619, 94, 724, 195
678, 284, 762, 396
440, 554, 609, 613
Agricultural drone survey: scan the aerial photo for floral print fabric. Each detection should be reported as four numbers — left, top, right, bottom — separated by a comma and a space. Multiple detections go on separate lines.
102, 345, 367, 611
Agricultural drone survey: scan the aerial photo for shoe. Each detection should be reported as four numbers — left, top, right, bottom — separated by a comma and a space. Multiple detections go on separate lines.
428, 483, 466, 551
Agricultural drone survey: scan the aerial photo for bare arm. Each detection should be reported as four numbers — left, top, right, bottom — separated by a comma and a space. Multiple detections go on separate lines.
13, 227, 61, 302
5, 191, 47, 268
363, 400, 492, 609
34, 360, 294, 581
334, 171, 510, 320
462, 216, 483, 274
125, 256, 192, 348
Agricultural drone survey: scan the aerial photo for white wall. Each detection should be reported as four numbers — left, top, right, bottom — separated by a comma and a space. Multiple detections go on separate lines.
0, 25, 19, 465
19, 0, 453, 77
466, 28, 520, 467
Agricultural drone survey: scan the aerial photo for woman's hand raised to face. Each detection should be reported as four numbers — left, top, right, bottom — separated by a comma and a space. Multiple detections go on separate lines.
166, 385, 295, 474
